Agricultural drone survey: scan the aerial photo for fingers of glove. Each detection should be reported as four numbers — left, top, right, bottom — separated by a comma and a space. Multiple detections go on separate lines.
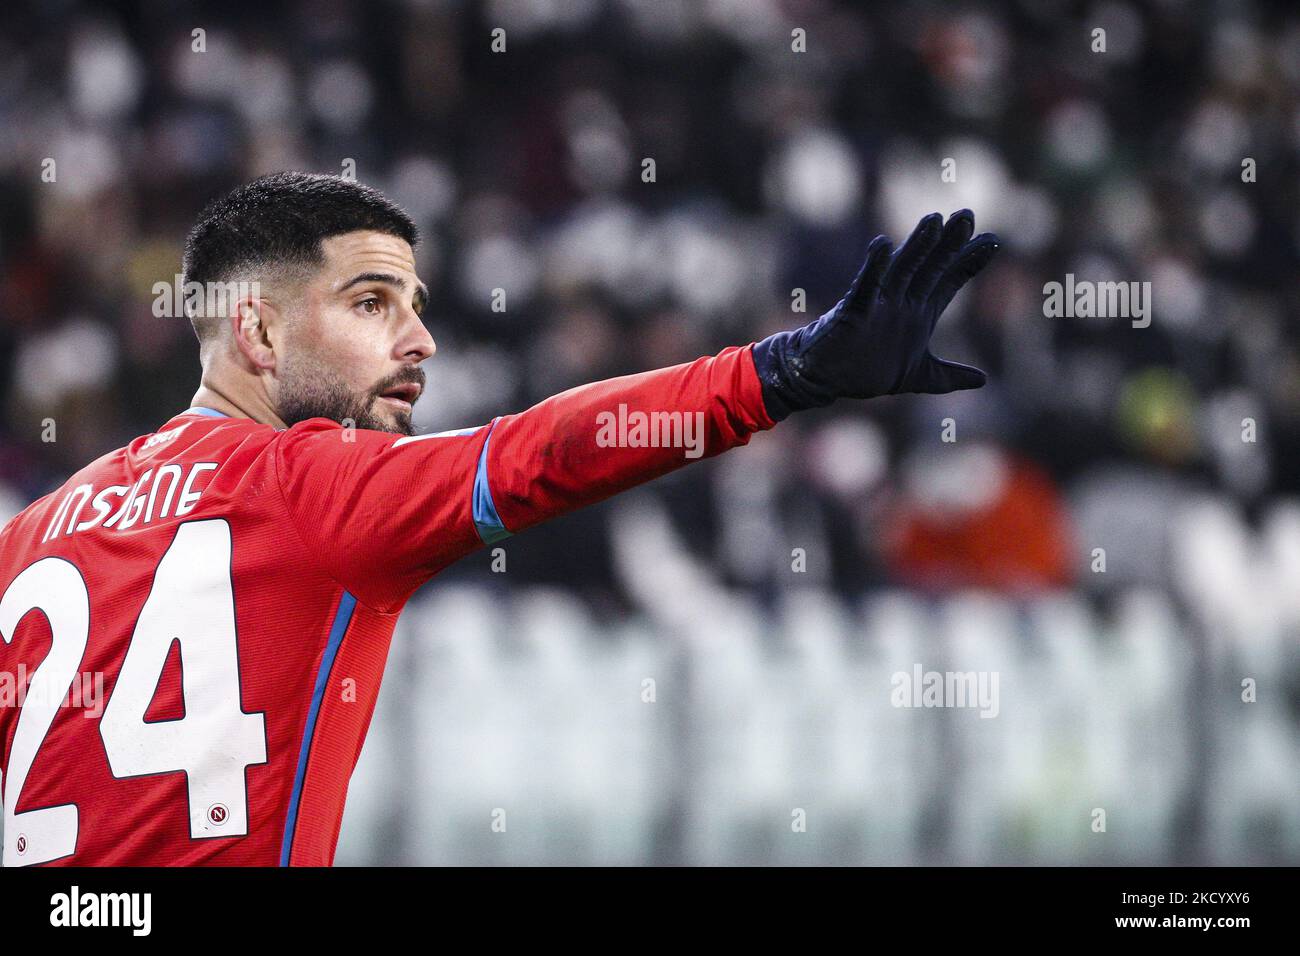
915, 356, 987, 394
929, 233, 1000, 319
910, 209, 975, 305
881, 212, 944, 304
843, 235, 893, 314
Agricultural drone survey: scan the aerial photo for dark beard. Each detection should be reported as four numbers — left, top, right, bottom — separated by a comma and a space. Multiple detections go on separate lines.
278, 376, 415, 436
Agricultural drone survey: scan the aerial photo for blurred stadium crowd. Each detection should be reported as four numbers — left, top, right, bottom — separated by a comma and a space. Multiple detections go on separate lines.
1, 0, 1298, 864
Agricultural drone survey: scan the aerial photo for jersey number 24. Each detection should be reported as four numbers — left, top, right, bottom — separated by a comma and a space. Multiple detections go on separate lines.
0, 519, 267, 866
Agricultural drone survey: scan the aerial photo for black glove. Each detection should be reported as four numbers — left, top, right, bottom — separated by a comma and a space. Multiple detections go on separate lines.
752, 210, 999, 420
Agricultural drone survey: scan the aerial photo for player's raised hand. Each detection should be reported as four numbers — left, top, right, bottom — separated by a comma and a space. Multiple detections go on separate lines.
751, 210, 999, 419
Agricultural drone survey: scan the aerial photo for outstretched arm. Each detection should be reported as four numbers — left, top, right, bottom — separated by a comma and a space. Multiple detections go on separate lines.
276, 210, 998, 611
483, 343, 774, 537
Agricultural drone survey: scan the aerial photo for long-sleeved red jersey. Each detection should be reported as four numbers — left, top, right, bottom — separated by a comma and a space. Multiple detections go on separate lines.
0, 344, 774, 866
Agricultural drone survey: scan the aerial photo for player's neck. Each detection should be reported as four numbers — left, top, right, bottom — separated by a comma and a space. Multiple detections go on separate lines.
189, 383, 287, 429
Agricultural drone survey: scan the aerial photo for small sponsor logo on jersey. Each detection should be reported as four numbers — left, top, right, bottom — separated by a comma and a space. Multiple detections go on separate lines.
207, 803, 229, 826
15, 834, 27, 855
142, 422, 190, 451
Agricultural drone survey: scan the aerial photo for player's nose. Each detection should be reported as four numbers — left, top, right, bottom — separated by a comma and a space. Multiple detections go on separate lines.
398, 312, 436, 363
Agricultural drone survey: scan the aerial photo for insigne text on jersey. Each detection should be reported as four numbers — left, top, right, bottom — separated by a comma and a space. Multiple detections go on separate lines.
42, 461, 219, 543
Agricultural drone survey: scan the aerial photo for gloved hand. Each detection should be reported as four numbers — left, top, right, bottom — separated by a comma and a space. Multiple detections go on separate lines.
751, 210, 999, 420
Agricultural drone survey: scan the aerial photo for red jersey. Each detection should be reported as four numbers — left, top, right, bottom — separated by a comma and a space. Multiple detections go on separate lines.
0, 345, 774, 866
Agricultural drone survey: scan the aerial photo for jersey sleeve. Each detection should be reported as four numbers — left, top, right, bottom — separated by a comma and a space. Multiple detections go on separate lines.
274, 343, 776, 612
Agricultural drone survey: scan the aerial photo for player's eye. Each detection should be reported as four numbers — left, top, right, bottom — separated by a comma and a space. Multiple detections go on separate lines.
357, 296, 383, 316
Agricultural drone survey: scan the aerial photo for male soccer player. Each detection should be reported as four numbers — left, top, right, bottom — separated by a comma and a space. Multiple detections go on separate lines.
0, 173, 997, 865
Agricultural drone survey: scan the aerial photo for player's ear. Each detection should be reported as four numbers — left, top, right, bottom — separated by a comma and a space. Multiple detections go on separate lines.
230, 297, 278, 372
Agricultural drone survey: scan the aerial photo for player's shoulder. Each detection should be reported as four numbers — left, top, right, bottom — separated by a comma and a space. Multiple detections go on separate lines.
0, 411, 393, 544
124, 408, 386, 466
129, 410, 411, 484
0, 410, 278, 542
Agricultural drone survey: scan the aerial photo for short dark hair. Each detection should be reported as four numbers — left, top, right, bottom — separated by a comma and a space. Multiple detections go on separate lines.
181, 171, 419, 341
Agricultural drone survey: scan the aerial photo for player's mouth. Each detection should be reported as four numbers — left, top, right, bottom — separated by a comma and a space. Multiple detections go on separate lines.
377, 382, 421, 413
